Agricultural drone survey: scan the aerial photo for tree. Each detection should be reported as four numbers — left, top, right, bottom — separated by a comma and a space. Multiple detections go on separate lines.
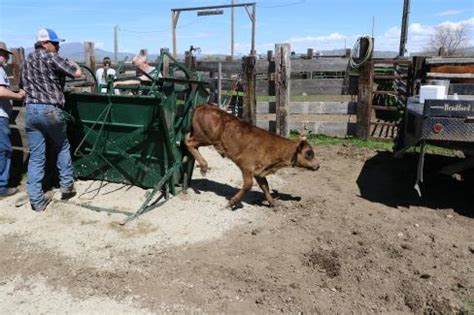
427, 24, 469, 56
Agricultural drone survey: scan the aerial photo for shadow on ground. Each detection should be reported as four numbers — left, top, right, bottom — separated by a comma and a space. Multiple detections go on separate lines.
190, 178, 301, 207
356, 151, 473, 218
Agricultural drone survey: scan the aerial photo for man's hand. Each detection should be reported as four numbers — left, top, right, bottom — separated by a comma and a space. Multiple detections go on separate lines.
17, 89, 26, 100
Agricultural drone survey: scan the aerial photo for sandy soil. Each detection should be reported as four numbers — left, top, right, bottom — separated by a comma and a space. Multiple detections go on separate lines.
0, 145, 473, 313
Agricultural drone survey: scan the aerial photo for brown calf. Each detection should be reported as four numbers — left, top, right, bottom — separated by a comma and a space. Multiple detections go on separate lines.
185, 104, 320, 207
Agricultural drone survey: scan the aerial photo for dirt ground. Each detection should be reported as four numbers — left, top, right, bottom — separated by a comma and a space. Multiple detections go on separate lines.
0, 145, 473, 313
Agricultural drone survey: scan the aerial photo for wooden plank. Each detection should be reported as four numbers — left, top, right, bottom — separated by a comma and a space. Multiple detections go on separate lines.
242, 56, 257, 125
426, 57, 474, 65
195, 58, 349, 74
427, 72, 474, 79
356, 40, 374, 140
373, 58, 411, 65
257, 101, 276, 114
290, 58, 349, 72
257, 79, 348, 96
257, 120, 355, 137
291, 101, 357, 114
284, 79, 344, 96
374, 74, 407, 80
257, 101, 357, 114
275, 43, 290, 137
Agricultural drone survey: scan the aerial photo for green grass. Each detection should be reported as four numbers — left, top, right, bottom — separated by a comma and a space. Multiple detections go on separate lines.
289, 132, 456, 156
464, 299, 474, 314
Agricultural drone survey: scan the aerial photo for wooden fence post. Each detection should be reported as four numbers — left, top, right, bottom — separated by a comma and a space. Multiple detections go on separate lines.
356, 39, 374, 140
11, 48, 24, 90
242, 55, 257, 125
267, 50, 275, 96
275, 43, 290, 137
160, 48, 170, 77
84, 42, 96, 71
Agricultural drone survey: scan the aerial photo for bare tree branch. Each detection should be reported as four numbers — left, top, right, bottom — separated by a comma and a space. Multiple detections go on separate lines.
426, 24, 469, 56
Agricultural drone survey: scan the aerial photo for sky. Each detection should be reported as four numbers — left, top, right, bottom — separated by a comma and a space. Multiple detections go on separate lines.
1, 0, 473, 56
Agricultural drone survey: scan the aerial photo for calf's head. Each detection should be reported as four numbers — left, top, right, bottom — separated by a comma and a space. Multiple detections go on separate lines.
292, 137, 320, 171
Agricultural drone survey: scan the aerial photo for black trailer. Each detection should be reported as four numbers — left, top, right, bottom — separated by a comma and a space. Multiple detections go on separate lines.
395, 96, 474, 195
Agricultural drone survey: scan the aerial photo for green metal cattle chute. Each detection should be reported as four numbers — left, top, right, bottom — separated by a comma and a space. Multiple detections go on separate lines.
65, 52, 209, 223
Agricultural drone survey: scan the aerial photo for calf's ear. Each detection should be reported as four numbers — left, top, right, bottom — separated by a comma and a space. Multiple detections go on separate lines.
296, 138, 307, 153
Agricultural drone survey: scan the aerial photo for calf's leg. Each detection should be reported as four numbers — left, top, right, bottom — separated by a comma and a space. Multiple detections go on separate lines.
184, 133, 209, 175
229, 169, 253, 208
255, 176, 275, 207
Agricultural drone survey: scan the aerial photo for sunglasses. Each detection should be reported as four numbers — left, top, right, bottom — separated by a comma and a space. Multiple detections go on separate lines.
48, 41, 60, 48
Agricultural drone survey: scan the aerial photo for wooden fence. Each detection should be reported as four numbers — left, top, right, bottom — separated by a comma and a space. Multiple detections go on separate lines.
6, 42, 472, 166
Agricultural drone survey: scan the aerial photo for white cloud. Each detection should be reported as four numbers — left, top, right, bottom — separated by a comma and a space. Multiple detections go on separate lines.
289, 32, 346, 43
436, 10, 463, 17
374, 17, 473, 53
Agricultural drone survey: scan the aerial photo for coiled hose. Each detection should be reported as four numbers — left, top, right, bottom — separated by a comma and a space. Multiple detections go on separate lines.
349, 36, 374, 69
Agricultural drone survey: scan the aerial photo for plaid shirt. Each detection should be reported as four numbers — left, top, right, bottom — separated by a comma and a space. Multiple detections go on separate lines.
21, 49, 78, 106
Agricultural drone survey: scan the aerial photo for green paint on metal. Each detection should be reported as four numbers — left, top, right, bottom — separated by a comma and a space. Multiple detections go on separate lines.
65, 51, 209, 222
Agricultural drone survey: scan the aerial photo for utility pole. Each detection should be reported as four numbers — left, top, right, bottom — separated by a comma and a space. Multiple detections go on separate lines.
231, 0, 234, 60
114, 25, 118, 62
399, 0, 410, 57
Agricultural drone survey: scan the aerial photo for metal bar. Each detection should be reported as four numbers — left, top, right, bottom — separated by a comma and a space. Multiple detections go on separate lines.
123, 166, 177, 224
218, 62, 222, 107
171, 3, 255, 12
57, 200, 131, 216
414, 140, 426, 197
172, 11, 180, 58
80, 120, 143, 128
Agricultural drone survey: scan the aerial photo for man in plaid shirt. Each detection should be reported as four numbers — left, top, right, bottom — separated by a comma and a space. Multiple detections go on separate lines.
21, 28, 82, 212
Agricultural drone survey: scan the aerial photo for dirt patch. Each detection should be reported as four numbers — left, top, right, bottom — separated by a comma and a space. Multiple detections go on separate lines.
0, 145, 473, 313
304, 249, 341, 278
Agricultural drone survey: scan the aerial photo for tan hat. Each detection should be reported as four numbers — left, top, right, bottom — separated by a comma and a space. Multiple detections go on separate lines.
0, 41, 13, 54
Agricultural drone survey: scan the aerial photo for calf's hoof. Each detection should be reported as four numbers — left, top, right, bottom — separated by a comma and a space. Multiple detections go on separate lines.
197, 165, 208, 176
227, 199, 243, 210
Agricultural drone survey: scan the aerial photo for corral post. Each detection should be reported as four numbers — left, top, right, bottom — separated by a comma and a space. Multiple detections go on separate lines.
84, 42, 96, 93
242, 55, 257, 125
161, 48, 170, 77
356, 39, 374, 140
84, 42, 96, 72
409, 56, 425, 96
184, 50, 196, 71
267, 50, 275, 97
11, 48, 24, 89
275, 43, 290, 137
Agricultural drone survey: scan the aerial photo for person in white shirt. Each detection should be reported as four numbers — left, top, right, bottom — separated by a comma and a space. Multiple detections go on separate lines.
95, 57, 117, 93
0, 41, 25, 199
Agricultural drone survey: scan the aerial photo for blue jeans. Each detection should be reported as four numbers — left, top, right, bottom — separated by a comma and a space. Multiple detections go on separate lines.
0, 117, 12, 194
25, 104, 74, 209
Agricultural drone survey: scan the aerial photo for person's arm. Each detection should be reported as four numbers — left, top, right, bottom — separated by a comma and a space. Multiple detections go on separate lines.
113, 79, 141, 87
0, 86, 25, 102
68, 60, 82, 78
51, 54, 82, 78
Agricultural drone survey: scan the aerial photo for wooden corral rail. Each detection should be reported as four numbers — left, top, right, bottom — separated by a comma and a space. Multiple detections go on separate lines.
8, 41, 472, 149
195, 56, 351, 96
256, 101, 357, 137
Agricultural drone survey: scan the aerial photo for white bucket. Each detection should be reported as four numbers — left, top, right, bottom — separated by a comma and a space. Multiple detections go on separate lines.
419, 85, 446, 104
